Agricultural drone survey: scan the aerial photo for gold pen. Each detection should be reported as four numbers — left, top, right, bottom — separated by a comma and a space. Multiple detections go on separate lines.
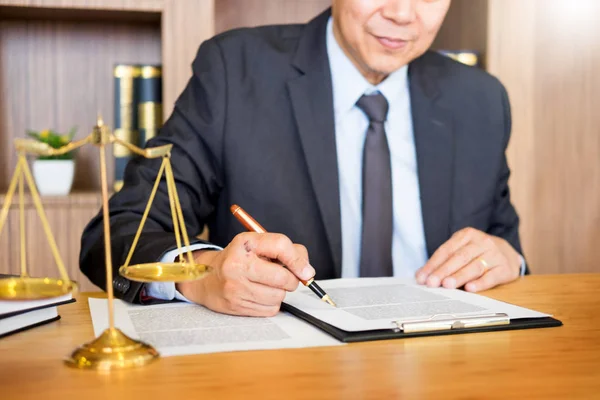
230, 204, 336, 307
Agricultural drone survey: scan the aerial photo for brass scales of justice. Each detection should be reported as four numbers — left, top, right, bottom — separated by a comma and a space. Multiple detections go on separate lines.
0, 116, 212, 370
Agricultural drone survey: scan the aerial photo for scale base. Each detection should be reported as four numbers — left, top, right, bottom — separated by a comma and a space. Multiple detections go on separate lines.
65, 328, 159, 370
0, 276, 75, 301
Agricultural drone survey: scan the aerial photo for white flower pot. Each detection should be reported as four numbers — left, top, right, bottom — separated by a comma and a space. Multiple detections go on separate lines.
32, 159, 75, 196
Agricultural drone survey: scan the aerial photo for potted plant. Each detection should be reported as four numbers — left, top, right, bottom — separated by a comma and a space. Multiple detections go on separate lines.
27, 127, 77, 196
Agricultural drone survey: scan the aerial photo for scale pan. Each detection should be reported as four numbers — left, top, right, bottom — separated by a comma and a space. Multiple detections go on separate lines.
119, 262, 212, 283
0, 277, 76, 301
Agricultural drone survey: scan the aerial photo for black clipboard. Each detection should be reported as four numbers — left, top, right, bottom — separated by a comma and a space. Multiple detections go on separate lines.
281, 302, 562, 343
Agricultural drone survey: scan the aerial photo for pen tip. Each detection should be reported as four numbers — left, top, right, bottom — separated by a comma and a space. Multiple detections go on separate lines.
230, 204, 240, 214
323, 295, 337, 308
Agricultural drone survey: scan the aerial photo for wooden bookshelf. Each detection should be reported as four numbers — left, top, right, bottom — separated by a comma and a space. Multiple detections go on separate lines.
0, 0, 333, 194
0, 0, 164, 12
0, 0, 213, 193
0, 0, 214, 290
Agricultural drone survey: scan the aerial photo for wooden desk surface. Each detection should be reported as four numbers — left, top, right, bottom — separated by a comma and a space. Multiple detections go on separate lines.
1, 274, 599, 399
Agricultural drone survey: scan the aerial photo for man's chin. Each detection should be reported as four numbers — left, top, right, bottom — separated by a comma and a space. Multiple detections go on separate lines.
365, 61, 408, 77
364, 47, 427, 75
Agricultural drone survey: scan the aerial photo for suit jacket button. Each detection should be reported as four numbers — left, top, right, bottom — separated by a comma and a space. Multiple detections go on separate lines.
113, 278, 124, 293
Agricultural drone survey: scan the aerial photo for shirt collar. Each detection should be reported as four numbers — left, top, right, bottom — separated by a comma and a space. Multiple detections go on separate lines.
326, 17, 409, 115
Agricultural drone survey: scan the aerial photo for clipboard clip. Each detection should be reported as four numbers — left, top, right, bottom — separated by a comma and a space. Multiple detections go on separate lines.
392, 313, 510, 333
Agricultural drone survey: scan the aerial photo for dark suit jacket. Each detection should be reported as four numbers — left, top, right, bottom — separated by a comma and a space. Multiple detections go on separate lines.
80, 9, 523, 303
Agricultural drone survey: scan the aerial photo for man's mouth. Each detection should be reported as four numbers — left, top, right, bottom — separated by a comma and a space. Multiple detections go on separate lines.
374, 35, 409, 50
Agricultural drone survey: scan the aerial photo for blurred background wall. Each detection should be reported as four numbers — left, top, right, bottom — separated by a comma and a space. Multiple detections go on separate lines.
0, 0, 597, 290
438, 0, 600, 275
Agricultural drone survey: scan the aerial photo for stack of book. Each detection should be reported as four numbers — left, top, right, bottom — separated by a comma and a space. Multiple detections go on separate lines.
0, 292, 74, 338
113, 64, 164, 192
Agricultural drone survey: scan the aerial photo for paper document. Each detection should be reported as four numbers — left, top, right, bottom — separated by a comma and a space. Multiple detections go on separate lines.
284, 278, 550, 332
88, 298, 341, 356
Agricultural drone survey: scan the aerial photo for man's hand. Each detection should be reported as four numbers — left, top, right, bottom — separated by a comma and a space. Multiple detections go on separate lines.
176, 232, 315, 317
415, 228, 522, 292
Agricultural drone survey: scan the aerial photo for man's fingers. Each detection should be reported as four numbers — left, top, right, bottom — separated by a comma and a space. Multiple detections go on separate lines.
231, 300, 281, 317
246, 257, 299, 292
194, 233, 315, 317
239, 301, 281, 317
442, 255, 497, 289
465, 263, 513, 293
294, 243, 309, 261
425, 242, 486, 287
416, 228, 480, 284
241, 281, 287, 307
248, 233, 315, 281
218, 279, 286, 316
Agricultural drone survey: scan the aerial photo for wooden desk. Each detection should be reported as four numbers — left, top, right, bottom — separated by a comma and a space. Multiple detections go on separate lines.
1, 274, 599, 399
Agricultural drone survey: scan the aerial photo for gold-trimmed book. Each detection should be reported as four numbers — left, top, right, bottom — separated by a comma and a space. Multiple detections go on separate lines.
438, 50, 480, 67
113, 64, 141, 192
138, 65, 163, 147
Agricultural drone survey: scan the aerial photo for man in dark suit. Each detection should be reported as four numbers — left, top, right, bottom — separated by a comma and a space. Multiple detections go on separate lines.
80, 0, 526, 317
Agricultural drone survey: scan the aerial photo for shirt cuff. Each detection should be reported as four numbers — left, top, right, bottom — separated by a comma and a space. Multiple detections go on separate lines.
519, 255, 527, 276
145, 243, 222, 302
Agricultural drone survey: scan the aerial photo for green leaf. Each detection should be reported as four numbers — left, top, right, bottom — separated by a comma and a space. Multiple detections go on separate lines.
24, 128, 76, 160
68, 126, 77, 140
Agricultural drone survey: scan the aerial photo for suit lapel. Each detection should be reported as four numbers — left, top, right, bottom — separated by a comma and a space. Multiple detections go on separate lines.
287, 10, 342, 276
409, 54, 455, 257
286, 11, 454, 270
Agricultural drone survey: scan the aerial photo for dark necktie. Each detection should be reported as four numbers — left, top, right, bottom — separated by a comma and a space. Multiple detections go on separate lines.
357, 93, 394, 277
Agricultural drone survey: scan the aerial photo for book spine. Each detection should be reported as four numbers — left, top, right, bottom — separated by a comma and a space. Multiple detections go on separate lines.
138, 65, 163, 147
113, 64, 141, 192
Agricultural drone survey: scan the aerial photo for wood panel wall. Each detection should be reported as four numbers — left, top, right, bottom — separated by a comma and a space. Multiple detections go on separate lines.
0, 18, 161, 192
488, 0, 600, 274
162, 0, 215, 117
215, 0, 331, 34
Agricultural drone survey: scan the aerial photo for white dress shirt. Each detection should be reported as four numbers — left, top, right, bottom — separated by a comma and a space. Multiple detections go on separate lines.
326, 18, 428, 278
146, 17, 523, 301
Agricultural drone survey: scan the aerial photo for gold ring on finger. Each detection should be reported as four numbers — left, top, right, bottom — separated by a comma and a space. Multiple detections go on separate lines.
479, 257, 490, 272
